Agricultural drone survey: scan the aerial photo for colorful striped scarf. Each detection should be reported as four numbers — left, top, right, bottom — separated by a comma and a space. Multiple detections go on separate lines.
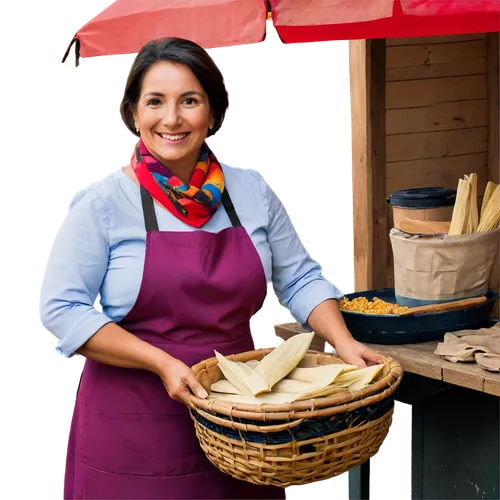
131, 139, 224, 228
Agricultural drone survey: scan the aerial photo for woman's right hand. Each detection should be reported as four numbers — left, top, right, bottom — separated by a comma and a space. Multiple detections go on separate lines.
159, 356, 208, 407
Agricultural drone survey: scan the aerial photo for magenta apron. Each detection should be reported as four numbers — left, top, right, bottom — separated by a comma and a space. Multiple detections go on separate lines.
64, 185, 285, 500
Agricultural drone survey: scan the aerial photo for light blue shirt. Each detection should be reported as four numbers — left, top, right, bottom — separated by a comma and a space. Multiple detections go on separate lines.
40, 164, 343, 357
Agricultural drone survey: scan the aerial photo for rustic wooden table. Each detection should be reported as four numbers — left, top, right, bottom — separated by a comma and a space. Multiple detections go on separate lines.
275, 323, 500, 500
273, 321, 500, 396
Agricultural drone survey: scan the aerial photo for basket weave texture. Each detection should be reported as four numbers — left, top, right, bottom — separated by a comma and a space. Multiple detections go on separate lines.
189, 349, 402, 487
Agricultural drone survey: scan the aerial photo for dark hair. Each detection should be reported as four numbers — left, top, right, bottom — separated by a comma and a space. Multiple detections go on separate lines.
120, 38, 229, 137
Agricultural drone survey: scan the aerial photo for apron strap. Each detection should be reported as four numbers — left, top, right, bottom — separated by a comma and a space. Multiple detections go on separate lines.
140, 185, 159, 232
140, 185, 242, 232
221, 189, 242, 228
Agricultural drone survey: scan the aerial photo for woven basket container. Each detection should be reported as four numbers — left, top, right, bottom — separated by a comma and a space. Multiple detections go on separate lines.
189, 348, 402, 487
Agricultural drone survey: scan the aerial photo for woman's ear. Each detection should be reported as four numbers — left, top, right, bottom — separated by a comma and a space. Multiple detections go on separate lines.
131, 107, 140, 133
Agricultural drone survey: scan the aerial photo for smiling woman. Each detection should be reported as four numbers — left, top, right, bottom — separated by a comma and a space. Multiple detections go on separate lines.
39, 37, 380, 500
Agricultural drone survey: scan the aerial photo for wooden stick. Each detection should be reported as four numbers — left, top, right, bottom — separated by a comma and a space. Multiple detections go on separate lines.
399, 296, 487, 316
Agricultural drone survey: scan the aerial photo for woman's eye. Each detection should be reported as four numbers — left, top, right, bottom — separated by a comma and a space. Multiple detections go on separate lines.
183, 98, 198, 106
148, 98, 162, 106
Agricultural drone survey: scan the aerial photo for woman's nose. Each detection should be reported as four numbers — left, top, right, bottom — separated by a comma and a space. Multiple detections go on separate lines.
162, 104, 182, 128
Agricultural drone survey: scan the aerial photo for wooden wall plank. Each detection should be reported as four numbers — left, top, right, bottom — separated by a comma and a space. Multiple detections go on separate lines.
487, 33, 499, 312
487, 33, 500, 185
387, 75, 487, 109
386, 99, 487, 135
386, 58, 486, 82
386, 40, 486, 69
387, 34, 486, 47
386, 127, 488, 163
386, 153, 488, 194
349, 39, 388, 292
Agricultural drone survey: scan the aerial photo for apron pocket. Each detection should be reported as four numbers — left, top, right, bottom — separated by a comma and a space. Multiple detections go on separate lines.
82, 403, 210, 477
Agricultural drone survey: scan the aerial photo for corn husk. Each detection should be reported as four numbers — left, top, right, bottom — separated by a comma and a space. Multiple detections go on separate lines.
333, 364, 385, 391
207, 392, 297, 405
211, 335, 386, 404
214, 351, 268, 395
481, 181, 499, 219
466, 173, 478, 234
253, 332, 315, 391
449, 179, 471, 236
443, 174, 500, 235
287, 364, 357, 386
209, 364, 386, 404
245, 359, 260, 369
210, 377, 314, 396
292, 385, 349, 401
214, 333, 314, 396
211, 379, 243, 395
272, 378, 313, 394
478, 185, 500, 232
208, 378, 347, 403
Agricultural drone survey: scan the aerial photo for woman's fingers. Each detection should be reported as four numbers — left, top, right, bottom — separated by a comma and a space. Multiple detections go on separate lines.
183, 371, 208, 399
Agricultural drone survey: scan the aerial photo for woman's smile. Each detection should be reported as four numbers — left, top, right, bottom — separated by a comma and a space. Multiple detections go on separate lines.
156, 131, 191, 145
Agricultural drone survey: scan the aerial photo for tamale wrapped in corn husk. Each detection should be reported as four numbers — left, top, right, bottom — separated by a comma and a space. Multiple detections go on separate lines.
214, 333, 315, 396
252, 332, 315, 392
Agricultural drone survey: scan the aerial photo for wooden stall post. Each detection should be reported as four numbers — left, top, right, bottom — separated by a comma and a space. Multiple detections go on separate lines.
349, 39, 387, 292
487, 33, 499, 314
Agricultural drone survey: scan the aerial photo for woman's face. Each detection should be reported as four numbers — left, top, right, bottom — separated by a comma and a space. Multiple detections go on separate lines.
133, 61, 214, 169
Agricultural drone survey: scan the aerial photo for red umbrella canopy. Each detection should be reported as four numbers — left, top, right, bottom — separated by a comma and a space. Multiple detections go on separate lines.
63, 0, 268, 64
273, 0, 500, 43
63, 0, 500, 65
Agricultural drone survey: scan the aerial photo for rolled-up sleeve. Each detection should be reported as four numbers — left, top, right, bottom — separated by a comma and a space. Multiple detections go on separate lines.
40, 188, 113, 357
250, 170, 343, 329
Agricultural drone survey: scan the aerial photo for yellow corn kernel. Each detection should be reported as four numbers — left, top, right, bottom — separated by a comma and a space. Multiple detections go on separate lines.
339, 296, 408, 315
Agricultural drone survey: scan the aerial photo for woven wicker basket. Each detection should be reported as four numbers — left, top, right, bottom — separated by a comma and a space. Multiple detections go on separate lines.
189, 348, 402, 487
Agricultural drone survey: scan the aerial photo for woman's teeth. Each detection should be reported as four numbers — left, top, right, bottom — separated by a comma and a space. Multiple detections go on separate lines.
160, 133, 188, 141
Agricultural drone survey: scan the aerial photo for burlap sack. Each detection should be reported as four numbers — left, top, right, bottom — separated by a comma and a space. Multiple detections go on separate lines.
390, 228, 499, 305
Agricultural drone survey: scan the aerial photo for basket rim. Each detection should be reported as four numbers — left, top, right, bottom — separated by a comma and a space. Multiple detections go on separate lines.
189, 348, 402, 420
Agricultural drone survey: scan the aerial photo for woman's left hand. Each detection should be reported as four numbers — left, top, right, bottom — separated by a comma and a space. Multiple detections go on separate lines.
333, 337, 383, 368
